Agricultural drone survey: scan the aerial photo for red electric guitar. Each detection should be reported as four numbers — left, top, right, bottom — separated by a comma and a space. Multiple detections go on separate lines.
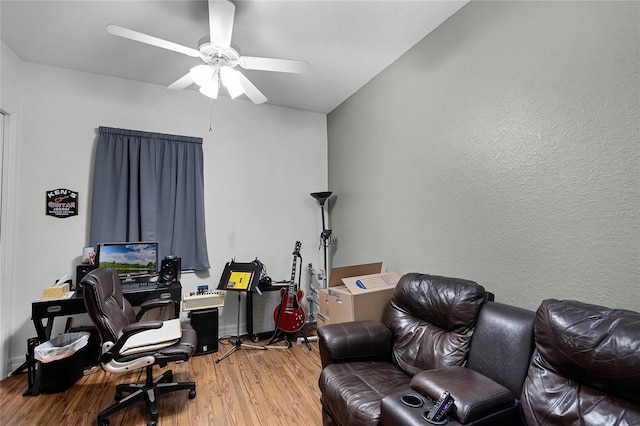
273, 241, 306, 333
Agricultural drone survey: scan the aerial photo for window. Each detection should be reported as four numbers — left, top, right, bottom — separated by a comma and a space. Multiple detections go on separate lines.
89, 127, 209, 270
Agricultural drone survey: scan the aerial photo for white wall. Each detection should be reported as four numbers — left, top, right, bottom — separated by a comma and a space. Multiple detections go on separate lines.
2, 52, 327, 374
327, 1, 639, 312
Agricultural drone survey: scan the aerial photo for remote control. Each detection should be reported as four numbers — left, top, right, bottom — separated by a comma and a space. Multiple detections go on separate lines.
432, 394, 454, 421
427, 390, 453, 421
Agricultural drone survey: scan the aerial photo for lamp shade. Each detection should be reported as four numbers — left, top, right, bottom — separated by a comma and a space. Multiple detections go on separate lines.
220, 67, 245, 99
190, 65, 215, 87
311, 191, 332, 206
199, 82, 219, 99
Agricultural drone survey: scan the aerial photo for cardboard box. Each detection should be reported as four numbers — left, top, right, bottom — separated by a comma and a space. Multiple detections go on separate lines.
325, 272, 400, 326
319, 288, 330, 317
316, 312, 330, 328
319, 262, 382, 321
328, 262, 383, 287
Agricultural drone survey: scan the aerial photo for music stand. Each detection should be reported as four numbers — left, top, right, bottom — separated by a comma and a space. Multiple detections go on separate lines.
215, 260, 267, 363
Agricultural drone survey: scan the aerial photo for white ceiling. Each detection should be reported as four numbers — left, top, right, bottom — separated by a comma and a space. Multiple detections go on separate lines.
1, 0, 467, 114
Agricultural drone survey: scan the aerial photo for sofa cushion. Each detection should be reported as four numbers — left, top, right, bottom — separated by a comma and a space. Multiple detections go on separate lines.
318, 361, 411, 426
384, 273, 487, 375
521, 299, 640, 425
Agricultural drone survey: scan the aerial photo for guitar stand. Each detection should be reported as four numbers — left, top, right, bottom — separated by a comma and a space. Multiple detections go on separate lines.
215, 292, 266, 364
263, 299, 294, 350
266, 327, 311, 350
265, 274, 312, 351
264, 331, 292, 349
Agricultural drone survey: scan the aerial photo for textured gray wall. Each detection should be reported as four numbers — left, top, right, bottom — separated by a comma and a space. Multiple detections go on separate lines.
327, 1, 639, 311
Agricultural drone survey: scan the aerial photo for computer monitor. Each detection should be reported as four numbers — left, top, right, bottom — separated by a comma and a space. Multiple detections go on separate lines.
96, 241, 159, 281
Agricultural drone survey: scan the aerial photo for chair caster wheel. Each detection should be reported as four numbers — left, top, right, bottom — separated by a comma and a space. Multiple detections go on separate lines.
189, 389, 196, 399
98, 420, 109, 426
147, 420, 157, 426
114, 391, 123, 401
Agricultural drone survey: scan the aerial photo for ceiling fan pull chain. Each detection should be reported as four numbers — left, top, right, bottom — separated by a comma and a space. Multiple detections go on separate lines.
209, 98, 214, 132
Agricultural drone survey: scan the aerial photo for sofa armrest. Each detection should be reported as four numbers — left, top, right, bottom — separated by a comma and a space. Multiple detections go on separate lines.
411, 366, 514, 424
317, 320, 392, 368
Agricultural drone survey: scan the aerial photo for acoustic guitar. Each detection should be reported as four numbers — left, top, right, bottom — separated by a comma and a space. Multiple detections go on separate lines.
273, 241, 306, 333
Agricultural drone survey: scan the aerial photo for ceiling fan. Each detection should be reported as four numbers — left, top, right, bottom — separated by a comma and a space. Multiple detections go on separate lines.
106, 0, 309, 104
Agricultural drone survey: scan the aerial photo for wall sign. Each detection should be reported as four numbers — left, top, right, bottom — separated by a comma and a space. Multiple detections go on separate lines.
46, 188, 78, 218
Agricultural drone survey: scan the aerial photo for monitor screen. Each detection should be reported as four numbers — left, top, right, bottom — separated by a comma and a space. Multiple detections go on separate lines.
96, 241, 159, 280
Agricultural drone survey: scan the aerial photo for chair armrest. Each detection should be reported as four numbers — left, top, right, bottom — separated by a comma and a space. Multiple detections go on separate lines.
105, 320, 164, 359
135, 298, 173, 321
410, 366, 514, 424
317, 320, 392, 368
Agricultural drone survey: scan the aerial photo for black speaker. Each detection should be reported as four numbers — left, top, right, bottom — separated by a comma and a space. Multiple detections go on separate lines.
160, 256, 181, 284
75, 264, 97, 296
190, 308, 219, 355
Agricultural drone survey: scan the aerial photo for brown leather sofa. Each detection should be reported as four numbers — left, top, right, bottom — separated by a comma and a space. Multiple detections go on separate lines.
318, 273, 640, 426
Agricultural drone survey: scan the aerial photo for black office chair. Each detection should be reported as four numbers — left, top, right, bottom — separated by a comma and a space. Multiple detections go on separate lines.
82, 267, 197, 426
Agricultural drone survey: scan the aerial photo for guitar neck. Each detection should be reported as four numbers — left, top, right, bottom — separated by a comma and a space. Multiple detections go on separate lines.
288, 241, 301, 294
289, 259, 297, 291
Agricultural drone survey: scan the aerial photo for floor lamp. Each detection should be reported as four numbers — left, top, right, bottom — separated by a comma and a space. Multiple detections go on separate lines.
311, 191, 334, 288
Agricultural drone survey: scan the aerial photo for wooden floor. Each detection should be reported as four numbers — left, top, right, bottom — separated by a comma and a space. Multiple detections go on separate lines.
0, 330, 323, 426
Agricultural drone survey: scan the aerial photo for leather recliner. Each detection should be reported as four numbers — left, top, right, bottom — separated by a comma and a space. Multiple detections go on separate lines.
318, 273, 488, 426
520, 299, 640, 425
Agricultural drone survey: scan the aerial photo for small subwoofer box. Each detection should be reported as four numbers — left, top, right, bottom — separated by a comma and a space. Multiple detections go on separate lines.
190, 308, 218, 355
160, 256, 181, 284
75, 264, 97, 296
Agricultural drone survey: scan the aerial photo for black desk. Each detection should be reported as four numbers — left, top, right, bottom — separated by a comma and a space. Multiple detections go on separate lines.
31, 282, 182, 342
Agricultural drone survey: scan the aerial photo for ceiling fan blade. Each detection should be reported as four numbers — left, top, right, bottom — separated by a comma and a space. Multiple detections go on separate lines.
238, 56, 310, 74
107, 24, 201, 58
167, 73, 195, 90
236, 72, 267, 104
208, 0, 235, 49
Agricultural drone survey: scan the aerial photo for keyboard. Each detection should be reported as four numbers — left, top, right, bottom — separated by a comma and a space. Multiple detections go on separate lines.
121, 281, 159, 293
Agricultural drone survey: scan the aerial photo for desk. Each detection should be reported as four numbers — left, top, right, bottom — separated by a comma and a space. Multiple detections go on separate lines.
31, 282, 182, 342
22, 282, 182, 396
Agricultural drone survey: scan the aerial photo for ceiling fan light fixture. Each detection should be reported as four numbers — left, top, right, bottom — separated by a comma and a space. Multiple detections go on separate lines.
220, 67, 245, 99
190, 64, 214, 87
199, 82, 219, 99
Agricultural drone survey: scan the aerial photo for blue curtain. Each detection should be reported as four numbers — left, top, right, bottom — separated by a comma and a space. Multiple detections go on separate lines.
89, 127, 210, 270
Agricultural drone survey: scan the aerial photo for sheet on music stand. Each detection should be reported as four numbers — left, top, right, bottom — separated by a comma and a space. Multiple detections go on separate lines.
217, 260, 262, 292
